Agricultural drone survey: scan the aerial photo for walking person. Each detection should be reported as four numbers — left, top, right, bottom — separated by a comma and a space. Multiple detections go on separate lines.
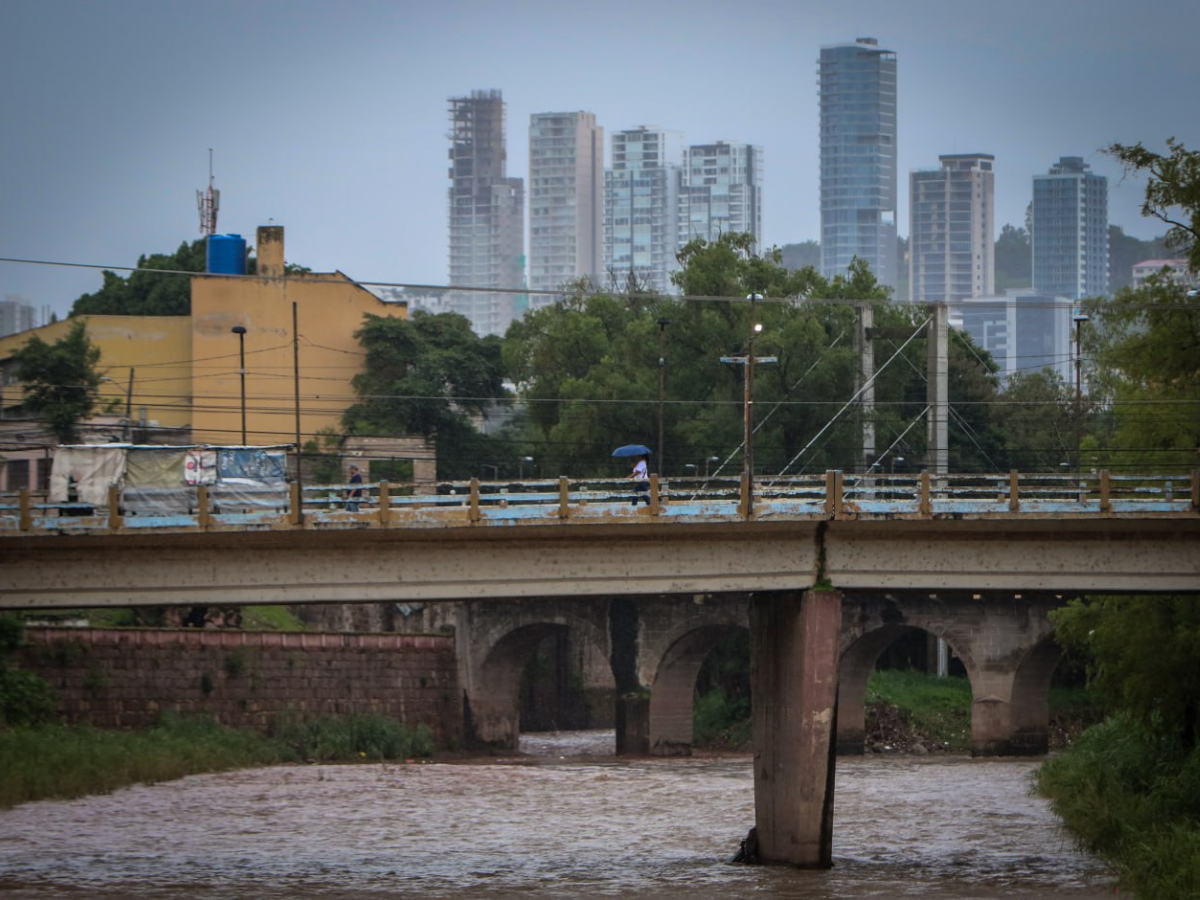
630, 454, 650, 506
345, 465, 363, 512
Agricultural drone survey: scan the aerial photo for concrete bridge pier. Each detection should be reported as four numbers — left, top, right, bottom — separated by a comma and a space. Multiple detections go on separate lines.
751, 589, 842, 868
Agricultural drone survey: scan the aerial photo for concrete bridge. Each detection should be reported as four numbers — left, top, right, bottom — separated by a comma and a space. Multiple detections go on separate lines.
2, 470, 1198, 868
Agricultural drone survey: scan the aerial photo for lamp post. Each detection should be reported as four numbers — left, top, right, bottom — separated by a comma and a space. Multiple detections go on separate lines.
231, 325, 247, 444
1073, 313, 1089, 474
656, 317, 671, 476
720, 298, 776, 517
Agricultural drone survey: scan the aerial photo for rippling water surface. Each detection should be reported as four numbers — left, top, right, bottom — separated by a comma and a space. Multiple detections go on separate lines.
0, 730, 1113, 899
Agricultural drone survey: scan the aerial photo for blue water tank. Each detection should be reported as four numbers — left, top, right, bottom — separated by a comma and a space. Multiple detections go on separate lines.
207, 234, 247, 275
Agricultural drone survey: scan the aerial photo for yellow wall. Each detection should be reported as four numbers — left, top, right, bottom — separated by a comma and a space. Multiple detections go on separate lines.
190, 236, 405, 446
0, 316, 193, 428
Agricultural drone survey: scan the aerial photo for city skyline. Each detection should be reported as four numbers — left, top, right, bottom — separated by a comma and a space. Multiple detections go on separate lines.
2, 0, 1196, 320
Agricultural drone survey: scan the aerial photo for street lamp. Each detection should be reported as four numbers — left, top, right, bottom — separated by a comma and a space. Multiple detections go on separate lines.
1073, 313, 1089, 474
231, 325, 247, 444
720, 300, 776, 517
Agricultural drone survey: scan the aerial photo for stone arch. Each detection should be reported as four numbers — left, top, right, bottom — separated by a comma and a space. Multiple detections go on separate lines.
1007, 633, 1063, 755
836, 618, 978, 755
648, 623, 748, 756
462, 600, 613, 750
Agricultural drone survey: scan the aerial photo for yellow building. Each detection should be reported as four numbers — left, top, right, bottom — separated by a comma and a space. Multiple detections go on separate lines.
0, 315, 193, 430
0, 225, 407, 489
190, 225, 406, 445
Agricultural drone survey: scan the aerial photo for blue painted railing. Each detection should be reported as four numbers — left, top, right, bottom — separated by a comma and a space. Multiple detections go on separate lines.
1, 470, 1197, 535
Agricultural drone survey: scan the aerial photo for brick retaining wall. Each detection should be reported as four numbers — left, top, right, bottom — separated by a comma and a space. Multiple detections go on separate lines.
15, 628, 462, 747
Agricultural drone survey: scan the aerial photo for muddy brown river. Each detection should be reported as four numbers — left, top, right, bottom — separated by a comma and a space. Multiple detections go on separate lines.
0, 730, 1114, 899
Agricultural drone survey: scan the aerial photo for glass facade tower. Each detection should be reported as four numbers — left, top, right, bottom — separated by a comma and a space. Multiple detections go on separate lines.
1032, 156, 1109, 301
818, 37, 898, 288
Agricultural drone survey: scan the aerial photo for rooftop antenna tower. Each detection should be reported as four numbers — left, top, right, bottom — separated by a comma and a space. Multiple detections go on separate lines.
196, 148, 220, 235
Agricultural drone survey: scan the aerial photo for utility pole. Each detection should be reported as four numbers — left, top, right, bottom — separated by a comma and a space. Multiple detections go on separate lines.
656, 317, 670, 476
721, 295, 776, 517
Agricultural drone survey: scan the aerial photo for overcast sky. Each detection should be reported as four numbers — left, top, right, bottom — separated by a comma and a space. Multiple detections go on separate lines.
2, 0, 1197, 320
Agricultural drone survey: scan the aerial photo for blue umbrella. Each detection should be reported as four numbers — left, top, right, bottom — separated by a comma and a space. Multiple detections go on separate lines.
612, 444, 652, 458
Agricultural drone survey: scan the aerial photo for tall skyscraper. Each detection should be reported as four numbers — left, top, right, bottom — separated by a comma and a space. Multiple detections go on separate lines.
603, 126, 684, 295
818, 37, 898, 288
1032, 156, 1109, 301
528, 111, 604, 303
679, 141, 763, 248
909, 154, 995, 305
447, 89, 526, 336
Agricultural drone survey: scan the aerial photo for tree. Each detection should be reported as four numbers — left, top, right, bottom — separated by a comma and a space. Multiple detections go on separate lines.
1105, 138, 1200, 273
70, 239, 208, 317
342, 311, 510, 479
12, 320, 103, 443
1108, 225, 1172, 292
1052, 595, 1200, 751
994, 224, 1032, 290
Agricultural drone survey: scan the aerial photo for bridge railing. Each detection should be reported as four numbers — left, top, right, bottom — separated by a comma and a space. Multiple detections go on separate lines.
1, 469, 1196, 535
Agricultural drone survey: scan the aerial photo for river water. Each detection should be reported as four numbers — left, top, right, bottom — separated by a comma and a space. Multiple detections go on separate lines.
0, 730, 1114, 899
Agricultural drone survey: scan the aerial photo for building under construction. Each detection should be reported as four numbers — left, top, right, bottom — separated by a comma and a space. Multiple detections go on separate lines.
447, 89, 526, 337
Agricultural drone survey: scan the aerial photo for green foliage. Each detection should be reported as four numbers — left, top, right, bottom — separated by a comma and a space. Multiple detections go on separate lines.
12, 319, 103, 443
1037, 714, 1200, 899
301, 428, 346, 485
996, 369, 1077, 471
504, 239, 921, 477
1108, 225, 1173, 291
1081, 277, 1200, 472
1050, 595, 1200, 750
1105, 138, 1200, 273
994, 224, 1032, 290
69, 239, 206, 317
268, 711, 434, 762
342, 311, 510, 479
240, 606, 307, 631
0, 616, 58, 727
0, 712, 436, 808
866, 669, 973, 751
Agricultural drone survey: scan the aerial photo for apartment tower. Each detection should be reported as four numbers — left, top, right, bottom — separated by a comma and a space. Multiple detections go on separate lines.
818, 37, 898, 288
909, 154, 995, 305
528, 112, 604, 304
603, 126, 684, 295
679, 141, 764, 248
447, 90, 526, 336
1031, 156, 1109, 301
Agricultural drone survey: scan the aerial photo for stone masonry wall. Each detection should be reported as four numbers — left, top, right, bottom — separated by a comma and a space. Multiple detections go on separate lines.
15, 628, 462, 747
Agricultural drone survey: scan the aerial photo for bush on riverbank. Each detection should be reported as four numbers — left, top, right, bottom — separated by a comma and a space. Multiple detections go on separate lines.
1036, 714, 1200, 900
694, 668, 1098, 752
0, 712, 434, 809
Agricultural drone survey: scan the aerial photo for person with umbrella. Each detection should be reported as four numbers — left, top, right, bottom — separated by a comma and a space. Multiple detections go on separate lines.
613, 444, 652, 507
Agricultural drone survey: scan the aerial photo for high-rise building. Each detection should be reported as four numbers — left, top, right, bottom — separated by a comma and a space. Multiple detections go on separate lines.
447, 89, 526, 336
959, 290, 1072, 383
528, 112, 604, 303
604, 126, 684, 295
818, 37, 898, 288
1032, 156, 1109, 301
0, 297, 39, 338
679, 141, 763, 248
909, 154, 995, 305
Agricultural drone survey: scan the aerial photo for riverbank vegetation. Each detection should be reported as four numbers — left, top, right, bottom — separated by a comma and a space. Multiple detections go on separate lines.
0, 713, 434, 810
1036, 594, 1200, 900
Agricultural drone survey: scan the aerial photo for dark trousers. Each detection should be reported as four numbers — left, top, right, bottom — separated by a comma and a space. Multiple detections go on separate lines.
632, 481, 650, 506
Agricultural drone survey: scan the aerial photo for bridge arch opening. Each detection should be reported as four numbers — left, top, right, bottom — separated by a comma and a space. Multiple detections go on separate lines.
648, 624, 749, 756
466, 611, 614, 751
837, 622, 976, 755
